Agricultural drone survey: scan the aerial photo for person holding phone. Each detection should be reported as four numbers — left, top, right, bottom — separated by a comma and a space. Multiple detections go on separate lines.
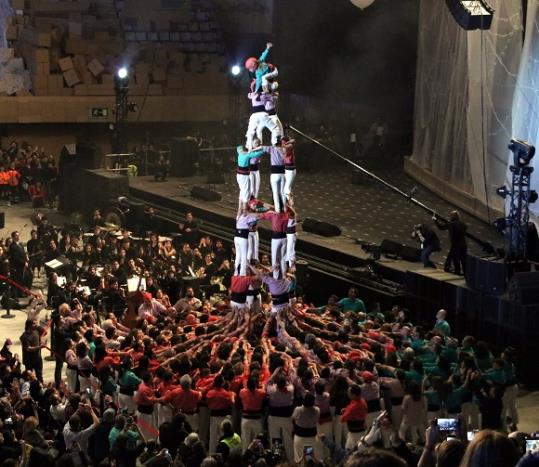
292, 392, 321, 463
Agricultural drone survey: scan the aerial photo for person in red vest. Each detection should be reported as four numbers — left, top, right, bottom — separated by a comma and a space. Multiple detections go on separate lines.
341, 383, 368, 449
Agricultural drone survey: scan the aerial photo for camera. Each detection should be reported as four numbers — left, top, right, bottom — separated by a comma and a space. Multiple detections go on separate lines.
4, 417, 12, 425
303, 445, 314, 457
436, 418, 459, 434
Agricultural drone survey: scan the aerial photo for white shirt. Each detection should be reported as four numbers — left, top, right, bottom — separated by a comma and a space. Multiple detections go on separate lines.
63, 420, 96, 452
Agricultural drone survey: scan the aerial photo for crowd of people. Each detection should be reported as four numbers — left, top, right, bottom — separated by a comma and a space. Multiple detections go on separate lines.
0, 46, 533, 467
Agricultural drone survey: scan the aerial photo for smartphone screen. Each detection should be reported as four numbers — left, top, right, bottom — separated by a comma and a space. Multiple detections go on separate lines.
437, 418, 458, 433
303, 445, 314, 456
526, 438, 539, 453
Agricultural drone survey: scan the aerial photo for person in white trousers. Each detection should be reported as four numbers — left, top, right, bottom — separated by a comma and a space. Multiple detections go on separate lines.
234, 207, 257, 276
258, 209, 289, 279
285, 199, 297, 271
258, 91, 283, 146
250, 143, 286, 212
249, 139, 262, 199
236, 145, 264, 210
282, 137, 296, 205
245, 92, 268, 151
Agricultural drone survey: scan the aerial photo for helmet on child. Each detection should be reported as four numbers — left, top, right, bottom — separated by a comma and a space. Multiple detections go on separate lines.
245, 57, 259, 71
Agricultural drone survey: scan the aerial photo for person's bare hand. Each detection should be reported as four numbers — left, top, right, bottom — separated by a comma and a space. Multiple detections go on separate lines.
266, 42, 273, 49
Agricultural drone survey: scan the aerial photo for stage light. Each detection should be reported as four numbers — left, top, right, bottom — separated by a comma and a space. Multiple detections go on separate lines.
350, 0, 376, 10
117, 67, 128, 79
231, 65, 241, 76
496, 186, 509, 199
492, 217, 506, 233
508, 138, 535, 167
445, 0, 494, 30
529, 190, 538, 204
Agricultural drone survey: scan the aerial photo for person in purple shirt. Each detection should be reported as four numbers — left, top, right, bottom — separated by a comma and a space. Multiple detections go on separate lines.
259, 92, 283, 146
249, 142, 286, 212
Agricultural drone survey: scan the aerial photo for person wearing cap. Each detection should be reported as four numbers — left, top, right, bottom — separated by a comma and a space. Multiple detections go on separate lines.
245, 42, 276, 95
341, 384, 368, 449
137, 291, 169, 323
360, 370, 384, 429
168, 375, 202, 432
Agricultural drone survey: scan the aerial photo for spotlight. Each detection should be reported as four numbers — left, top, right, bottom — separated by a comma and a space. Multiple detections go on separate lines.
231, 65, 241, 76
529, 190, 538, 204
496, 186, 509, 199
492, 217, 506, 233
445, 0, 494, 30
127, 102, 138, 112
508, 138, 535, 167
117, 67, 128, 79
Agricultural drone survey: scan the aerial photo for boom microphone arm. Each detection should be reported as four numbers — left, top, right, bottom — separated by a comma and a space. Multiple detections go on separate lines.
288, 124, 496, 254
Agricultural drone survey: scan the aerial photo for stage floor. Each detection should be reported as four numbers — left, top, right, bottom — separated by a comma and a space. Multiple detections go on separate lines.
129, 166, 503, 267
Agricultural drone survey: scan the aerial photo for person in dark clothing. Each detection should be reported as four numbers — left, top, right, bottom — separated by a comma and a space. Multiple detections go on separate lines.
19, 319, 44, 382
8, 230, 27, 297
474, 379, 504, 430
178, 212, 200, 246
88, 408, 115, 465
158, 413, 190, 457
435, 210, 468, 275
412, 223, 441, 268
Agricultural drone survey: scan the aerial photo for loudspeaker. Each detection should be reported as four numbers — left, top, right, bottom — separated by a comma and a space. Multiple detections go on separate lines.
508, 271, 539, 305
381, 239, 402, 258
445, 0, 493, 30
302, 218, 341, 237
400, 244, 421, 262
76, 169, 129, 214
170, 137, 199, 177
126, 201, 146, 229
465, 255, 507, 295
190, 186, 222, 202
0, 212, 5, 229
76, 143, 102, 170
295, 260, 310, 285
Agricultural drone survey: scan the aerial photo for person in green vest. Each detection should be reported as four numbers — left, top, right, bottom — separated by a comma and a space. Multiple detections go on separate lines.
433, 309, 451, 337
216, 418, 241, 460
481, 358, 507, 386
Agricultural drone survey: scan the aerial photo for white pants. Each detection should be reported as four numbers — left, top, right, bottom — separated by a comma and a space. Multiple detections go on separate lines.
237, 173, 251, 204
332, 412, 347, 449
246, 112, 268, 150
137, 410, 158, 440
399, 416, 426, 445
271, 237, 287, 278
66, 368, 77, 393
318, 421, 333, 460
345, 430, 364, 450
261, 68, 279, 91
249, 169, 260, 199
198, 406, 210, 446
184, 413, 199, 433
209, 415, 228, 453
234, 236, 249, 275
293, 435, 322, 463
157, 404, 173, 428
118, 393, 137, 414
258, 114, 283, 146
268, 415, 294, 462
461, 402, 480, 430
270, 173, 285, 212
241, 417, 263, 453
247, 231, 259, 263
79, 375, 91, 393
247, 293, 261, 314
502, 384, 519, 425
283, 168, 296, 202
286, 233, 296, 269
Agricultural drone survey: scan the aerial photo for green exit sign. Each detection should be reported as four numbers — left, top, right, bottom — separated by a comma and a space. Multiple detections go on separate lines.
89, 107, 109, 119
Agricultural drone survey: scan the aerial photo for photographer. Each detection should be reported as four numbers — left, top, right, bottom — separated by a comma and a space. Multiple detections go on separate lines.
412, 223, 441, 268
434, 210, 468, 275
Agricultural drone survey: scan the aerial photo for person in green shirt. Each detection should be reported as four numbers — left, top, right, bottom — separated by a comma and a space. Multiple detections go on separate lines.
337, 287, 366, 313
481, 358, 507, 386
433, 309, 451, 337
108, 414, 141, 450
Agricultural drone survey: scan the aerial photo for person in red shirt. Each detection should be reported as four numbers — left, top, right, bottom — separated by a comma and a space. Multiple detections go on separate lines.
206, 375, 235, 453
341, 384, 368, 449
258, 209, 289, 279
196, 367, 214, 447
135, 372, 162, 440
239, 376, 266, 453
168, 374, 202, 433
156, 370, 176, 427
230, 274, 256, 314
